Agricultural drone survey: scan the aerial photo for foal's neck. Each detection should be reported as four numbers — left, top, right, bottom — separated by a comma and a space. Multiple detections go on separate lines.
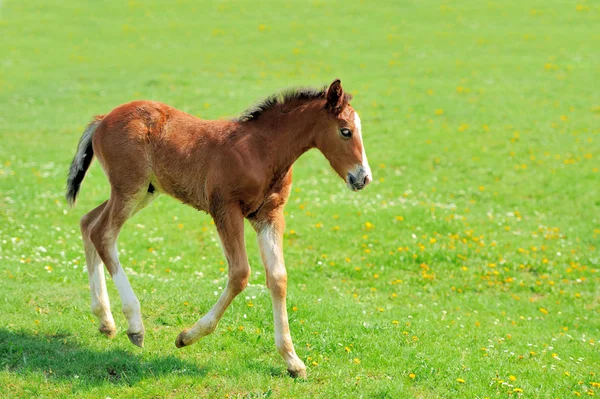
250, 101, 326, 182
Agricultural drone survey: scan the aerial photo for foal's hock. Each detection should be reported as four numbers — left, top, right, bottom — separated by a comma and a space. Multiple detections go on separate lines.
67, 79, 372, 378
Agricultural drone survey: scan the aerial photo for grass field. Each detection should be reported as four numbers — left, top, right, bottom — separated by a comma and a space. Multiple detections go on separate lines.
1, 1, 599, 397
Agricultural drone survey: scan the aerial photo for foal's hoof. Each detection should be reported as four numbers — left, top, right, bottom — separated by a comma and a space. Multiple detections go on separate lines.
175, 329, 190, 348
127, 331, 145, 348
99, 324, 116, 339
288, 367, 307, 379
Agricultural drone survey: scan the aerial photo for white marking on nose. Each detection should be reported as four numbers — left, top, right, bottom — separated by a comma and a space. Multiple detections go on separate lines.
353, 111, 371, 177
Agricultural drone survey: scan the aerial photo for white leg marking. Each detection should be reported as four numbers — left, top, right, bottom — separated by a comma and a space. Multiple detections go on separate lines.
84, 238, 115, 331
110, 245, 143, 334
184, 288, 237, 344
259, 226, 306, 376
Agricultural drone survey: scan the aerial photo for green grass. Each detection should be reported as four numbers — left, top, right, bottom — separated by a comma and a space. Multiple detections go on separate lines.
1, 0, 599, 397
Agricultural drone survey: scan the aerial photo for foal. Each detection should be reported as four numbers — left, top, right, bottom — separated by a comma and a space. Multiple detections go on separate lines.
67, 79, 372, 378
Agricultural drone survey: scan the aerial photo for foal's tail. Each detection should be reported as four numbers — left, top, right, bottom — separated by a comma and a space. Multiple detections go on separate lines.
66, 115, 105, 207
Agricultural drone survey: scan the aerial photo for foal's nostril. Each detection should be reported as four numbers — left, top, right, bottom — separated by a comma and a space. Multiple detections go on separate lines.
348, 173, 356, 186
347, 171, 371, 191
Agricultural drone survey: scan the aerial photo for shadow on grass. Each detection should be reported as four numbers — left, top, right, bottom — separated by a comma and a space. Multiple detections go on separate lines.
0, 329, 207, 387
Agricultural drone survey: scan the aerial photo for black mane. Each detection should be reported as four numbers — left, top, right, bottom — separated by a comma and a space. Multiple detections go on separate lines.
237, 86, 352, 122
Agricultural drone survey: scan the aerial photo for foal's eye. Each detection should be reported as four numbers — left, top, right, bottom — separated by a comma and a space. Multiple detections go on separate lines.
340, 128, 352, 139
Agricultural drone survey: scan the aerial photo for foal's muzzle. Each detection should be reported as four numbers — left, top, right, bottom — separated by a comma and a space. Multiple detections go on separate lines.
347, 166, 372, 191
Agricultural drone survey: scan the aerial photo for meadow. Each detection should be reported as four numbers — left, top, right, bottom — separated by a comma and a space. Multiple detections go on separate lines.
0, 0, 599, 397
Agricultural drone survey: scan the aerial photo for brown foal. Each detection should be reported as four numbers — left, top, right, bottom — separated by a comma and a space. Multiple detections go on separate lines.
67, 79, 372, 378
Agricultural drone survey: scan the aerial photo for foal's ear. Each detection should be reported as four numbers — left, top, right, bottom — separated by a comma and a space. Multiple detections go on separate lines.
326, 79, 347, 115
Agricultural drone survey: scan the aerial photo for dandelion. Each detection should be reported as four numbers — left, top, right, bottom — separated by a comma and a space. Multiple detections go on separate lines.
539, 307, 549, 315
409, 373, 416, 379
353, 358, 360, 364
435, 109, 444, 116
456, 378, 465, 383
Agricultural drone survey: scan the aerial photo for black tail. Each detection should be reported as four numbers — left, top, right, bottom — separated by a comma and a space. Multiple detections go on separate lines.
66, 115, 104, 207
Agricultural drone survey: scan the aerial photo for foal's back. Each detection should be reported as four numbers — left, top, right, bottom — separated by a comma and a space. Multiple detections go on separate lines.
92, 100, 265, 212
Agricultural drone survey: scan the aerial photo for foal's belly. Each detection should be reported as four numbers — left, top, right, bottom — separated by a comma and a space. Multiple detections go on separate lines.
151, 165, 210, 213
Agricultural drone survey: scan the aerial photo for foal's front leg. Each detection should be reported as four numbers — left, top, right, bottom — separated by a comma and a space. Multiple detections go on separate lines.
255, 211, 307, 378
176, 205, 251, 347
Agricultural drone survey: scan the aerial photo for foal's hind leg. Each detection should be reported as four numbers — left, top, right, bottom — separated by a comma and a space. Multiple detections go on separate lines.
90, 192, 150, 347
81, 201, 116, 337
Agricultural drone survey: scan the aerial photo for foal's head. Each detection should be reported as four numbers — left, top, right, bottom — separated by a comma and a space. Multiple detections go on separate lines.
316, 79, 372, 191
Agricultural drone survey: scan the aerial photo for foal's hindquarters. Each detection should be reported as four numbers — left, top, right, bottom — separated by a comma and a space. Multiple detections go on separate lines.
79, 117, 159, 347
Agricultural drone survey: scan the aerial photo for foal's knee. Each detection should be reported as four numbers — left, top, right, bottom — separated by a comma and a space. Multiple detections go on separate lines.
228, 264, 251, 294
267, 268, 287, 297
